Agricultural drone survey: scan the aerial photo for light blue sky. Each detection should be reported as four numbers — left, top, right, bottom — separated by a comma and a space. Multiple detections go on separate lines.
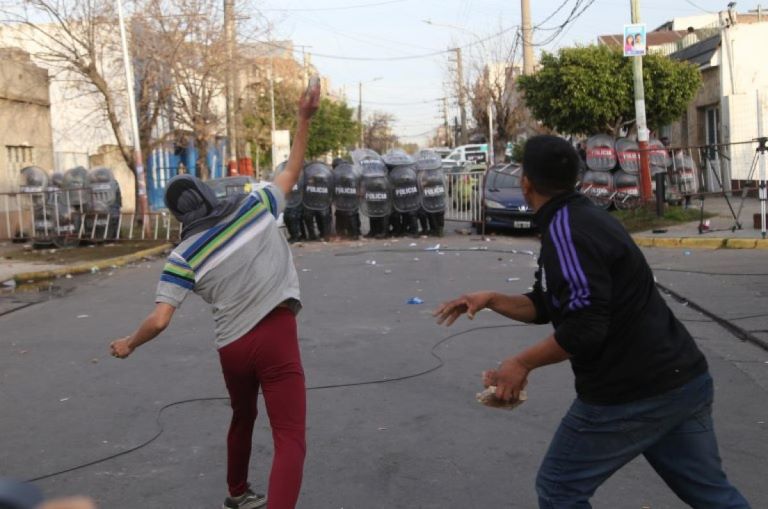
257, 0, 754, 145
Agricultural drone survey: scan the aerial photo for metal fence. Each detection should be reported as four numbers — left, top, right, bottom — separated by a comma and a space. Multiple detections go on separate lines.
445, 171, 485, 223
0, 189, 180, 244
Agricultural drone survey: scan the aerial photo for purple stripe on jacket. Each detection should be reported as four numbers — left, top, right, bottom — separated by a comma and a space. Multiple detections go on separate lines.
549, 207, 591, 310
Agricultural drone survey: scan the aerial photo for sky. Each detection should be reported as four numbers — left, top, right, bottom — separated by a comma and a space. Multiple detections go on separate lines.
254, 0, 756, 146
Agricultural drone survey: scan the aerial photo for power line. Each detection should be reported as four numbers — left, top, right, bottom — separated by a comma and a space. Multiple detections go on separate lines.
259, 0, 407, 12
256, 23, 519, 62
682, 0, 715, 13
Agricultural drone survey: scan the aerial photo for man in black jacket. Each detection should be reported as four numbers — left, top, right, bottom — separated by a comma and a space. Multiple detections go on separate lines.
434, 135, 749, 508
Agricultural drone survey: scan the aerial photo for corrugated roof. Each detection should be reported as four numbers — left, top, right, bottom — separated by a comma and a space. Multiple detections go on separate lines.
670, 34, 720, 67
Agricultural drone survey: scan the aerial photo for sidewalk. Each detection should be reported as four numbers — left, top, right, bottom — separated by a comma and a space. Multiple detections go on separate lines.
633, 196, 768, 249
0, 241, 171, 284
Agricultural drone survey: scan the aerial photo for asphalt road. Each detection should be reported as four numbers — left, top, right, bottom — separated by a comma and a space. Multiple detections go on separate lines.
1, 235, 766, 508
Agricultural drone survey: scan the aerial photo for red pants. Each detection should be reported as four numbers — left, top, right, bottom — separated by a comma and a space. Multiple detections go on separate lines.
218, 307, 306, 509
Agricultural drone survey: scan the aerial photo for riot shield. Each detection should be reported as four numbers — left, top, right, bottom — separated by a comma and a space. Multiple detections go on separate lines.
302, 162, 333, 211
20, 166, 48, 192
417, 168, 446, 213
612, 169, 640, 209
581, 169, 614, 209
586, 134, 617, 172
272, 161, 304, 208
648, 139, 670, 175
360, 173, 392, 218
389, 165, 420, 213
350, 148, 382, 166
615, 138, 641, 174
89, 167, 120, 212
332, 162, 360, 212
63, 166, 91, 209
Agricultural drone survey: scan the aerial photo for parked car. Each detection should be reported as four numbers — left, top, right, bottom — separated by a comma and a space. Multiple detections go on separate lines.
478, 163, 536, 233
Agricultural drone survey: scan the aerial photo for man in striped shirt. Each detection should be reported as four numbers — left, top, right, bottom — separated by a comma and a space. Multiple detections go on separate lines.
109, 83, 320, 509
435, 136, 749, 508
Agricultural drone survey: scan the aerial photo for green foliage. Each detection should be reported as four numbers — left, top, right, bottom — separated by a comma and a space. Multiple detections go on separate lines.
518, 45, 701, 135
306, 98, 359, 159
242, 84, 359, 166
612, 205, 709, 232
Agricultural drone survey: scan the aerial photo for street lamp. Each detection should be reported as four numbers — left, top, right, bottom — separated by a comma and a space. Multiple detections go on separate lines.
423, 19, 495, 164
358, 77, 383, 148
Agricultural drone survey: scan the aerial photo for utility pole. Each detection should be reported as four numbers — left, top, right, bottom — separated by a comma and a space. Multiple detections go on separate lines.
442, 97, 451, 147
521, 0, 535, 75
454, 47, 468, 145
358, 81, 363, 148
116, 0, 149, 221
630, 0, 653, 202
224, 0, 238, 175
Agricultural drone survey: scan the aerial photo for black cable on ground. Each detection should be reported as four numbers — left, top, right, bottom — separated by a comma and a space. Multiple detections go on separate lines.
657, 283, 768, 352
17, 247, 768, 484
23, 324, 523, 484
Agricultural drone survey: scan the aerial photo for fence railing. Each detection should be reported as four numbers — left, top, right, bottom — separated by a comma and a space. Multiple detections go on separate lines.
0, 190, 180, 244
445, 171, 485, 223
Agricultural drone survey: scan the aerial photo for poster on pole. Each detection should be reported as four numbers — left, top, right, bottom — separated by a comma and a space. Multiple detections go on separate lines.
623, 24, 647, 57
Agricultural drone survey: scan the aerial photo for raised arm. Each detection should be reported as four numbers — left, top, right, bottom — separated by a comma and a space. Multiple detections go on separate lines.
433, 291, 539, 326
273, 81, 321, 196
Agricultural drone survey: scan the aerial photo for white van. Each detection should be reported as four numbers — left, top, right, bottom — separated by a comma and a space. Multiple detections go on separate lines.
441, 144, 489, 172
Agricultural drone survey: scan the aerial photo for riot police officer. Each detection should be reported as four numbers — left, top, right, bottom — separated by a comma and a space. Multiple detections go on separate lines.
415, 150, 447, 237
383, 149, 419, 238
302, 162, 333, 241
355, 152, 391, 239
274, 161, 307, 243
332, 160, 362, 240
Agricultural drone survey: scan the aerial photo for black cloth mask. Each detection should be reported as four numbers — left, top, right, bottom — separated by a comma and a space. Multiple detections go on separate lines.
164, 175, 242, 240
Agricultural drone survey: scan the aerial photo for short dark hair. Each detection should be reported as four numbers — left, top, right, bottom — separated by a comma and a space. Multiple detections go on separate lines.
521, 135, 579, 196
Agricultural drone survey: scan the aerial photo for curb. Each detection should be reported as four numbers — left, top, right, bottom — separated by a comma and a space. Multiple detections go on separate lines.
12, 243, 172, 284
632, 235, 768, 250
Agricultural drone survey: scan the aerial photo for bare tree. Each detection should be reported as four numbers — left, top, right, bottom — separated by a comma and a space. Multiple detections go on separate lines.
1, 0, 240, 192
1, 0, 180, 211
464, 30, 546, 157
363, 111, 398, 155
144, 0, 228, 181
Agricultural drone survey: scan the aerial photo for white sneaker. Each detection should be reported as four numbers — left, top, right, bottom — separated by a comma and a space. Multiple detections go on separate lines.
222, 488, 267, 509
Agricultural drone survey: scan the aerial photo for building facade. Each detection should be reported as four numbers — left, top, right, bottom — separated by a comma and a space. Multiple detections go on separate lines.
0, 47, 54, 192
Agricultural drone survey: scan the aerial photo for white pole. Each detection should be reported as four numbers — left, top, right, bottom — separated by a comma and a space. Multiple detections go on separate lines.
757, 89, 767, 238
484, 51, 494, 164
117, 0, 150, 220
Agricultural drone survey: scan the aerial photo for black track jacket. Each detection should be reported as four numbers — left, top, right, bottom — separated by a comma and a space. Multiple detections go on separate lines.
525, 192, 707, 405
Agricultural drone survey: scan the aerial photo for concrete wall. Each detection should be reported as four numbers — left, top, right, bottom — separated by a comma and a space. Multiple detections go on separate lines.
0, 47, 54, 192
719, 22, 768, 180
0, 24, 124, 164
669, 66, 721, 148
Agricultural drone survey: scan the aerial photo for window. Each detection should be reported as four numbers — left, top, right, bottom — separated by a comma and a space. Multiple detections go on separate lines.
491, 172, 520, 189
4, 145, 34, 190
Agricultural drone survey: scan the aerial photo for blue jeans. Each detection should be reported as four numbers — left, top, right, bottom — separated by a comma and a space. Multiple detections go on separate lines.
536, 373, 750, 508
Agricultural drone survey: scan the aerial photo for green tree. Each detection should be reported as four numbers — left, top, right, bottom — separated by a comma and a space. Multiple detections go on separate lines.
243, 88, 358, 166
306, 98, 359, 159
517, 45, 701, 135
